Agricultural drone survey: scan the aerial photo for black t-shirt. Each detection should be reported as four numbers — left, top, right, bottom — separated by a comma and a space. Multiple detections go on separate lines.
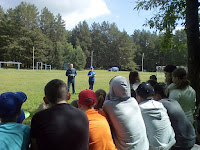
31, 103, 89, 150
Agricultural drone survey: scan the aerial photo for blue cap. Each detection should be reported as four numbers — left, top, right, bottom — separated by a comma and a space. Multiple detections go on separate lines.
0, 92, 27, 119
17, 109, 25, 123
90, 66, 93, 69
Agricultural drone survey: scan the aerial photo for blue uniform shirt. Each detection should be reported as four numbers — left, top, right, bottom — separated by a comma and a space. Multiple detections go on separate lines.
88, 71, 96, 82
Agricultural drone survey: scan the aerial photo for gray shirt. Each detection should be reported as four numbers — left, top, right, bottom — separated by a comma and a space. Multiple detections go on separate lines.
139, 100, 176, 150
160, 98, 196, 148
103, 76, 149, 150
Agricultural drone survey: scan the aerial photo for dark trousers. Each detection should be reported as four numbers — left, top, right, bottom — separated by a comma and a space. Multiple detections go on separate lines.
89, 80, 94, 90
68, 78, 75, 94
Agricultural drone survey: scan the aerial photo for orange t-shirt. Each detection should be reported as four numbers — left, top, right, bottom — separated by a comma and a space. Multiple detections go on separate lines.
85, 109, 117, 150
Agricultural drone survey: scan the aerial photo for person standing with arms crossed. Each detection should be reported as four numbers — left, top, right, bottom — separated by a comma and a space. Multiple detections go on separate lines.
88, 66, 96, 90
66, 64, 77, 94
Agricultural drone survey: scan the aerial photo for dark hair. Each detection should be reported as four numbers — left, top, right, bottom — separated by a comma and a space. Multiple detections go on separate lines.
172, 68, 190, 89
147, 79, 157, 87
131, 89, 136, 98
95, 89, 106, 110
164, 65, 177, 73
129, 71, 140, 84
149, 75, 157, 81
84, 99, 95, 108
71, 99, 78, 108
154, 83, 167, 98
44, 79, 68, 104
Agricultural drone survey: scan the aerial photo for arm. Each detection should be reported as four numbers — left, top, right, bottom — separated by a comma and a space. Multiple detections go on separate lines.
88, 71, 92, 77
66, 69, 69, 76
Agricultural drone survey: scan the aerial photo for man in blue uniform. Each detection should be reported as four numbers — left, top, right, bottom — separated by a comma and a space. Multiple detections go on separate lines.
66, 64, 77, 94
88, 66, 96, 90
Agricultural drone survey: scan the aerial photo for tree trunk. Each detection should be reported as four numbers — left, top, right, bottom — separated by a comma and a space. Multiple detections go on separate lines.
186, 0, 200, 109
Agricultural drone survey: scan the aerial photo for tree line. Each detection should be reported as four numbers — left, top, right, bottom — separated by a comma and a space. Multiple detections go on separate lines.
0, 2, 187, 71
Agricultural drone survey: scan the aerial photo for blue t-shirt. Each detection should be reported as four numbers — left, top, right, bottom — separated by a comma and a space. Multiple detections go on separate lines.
0, 122, 30, 150
88, 71, 96, 82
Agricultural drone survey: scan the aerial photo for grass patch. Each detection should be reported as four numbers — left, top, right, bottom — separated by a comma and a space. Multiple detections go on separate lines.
0, 69, 164, 125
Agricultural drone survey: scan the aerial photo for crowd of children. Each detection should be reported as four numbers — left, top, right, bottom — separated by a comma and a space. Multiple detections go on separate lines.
0, 65, 199, 150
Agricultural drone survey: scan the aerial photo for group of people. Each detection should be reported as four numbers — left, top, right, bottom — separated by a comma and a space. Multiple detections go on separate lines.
66, 64, 96, 93
0, 65, 198, 150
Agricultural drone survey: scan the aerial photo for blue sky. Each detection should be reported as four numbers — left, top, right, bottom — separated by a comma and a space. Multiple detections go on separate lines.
86, 0, 155, 35
0, 0, 155, 35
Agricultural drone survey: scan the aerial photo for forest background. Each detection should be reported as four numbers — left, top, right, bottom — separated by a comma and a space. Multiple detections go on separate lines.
0, 2, 188, 72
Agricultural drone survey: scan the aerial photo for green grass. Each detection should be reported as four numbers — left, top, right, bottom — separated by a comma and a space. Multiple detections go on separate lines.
0, 68, 164, 125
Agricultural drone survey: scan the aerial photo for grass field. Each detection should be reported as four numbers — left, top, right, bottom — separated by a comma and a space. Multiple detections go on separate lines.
0, 69, 164, 125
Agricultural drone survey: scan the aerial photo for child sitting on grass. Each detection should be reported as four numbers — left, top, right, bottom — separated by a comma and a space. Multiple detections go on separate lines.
0, 92, 30, 150
78, 89, 117, 150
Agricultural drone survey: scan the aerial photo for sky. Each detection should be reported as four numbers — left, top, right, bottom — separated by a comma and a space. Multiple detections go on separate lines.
0, 0, 157, 35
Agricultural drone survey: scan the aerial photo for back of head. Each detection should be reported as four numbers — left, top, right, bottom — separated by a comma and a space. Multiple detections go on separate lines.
71, 99, 79, 108
0, 92, 27, 120
164, 65, 177, 73
147, 79, 157, 87
45, 79, 68, 104
95, 89, 106, 110
149, 75, 157, 81
136, 82, 155, 100
129, 71, 139, 84
172, 68, 190, 89
109, 75, 131, 99
78, 89, 97, 106
154, 83, 167, 98
172, 68, 187, 79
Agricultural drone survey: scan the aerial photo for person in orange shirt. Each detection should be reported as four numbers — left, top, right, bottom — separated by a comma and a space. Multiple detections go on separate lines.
78, 89, 117, 150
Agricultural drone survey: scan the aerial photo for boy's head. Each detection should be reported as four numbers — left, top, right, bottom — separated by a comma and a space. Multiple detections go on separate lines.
0, 92, 27, 120
44, 79, 68, 104
78, 89, 97, 110
136, 82, 154, 103
153, 83, 167, 100
149, 75, 157, 81
71, 99, 79, 108
147, 79, 157, 87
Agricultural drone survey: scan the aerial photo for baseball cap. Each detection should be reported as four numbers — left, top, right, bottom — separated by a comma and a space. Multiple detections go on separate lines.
90, 66, 93, 69
78, 89, 97, 106
0, 92, 27, 119
136, 82, 155, 99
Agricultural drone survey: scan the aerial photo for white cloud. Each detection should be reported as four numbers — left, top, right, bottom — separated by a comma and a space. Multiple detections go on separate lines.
0, 0, 110, 30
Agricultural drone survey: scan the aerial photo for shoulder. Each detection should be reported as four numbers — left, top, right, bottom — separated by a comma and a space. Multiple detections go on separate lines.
188, 86, 196, 93
168, 83, 175, 90
140, 100, 163, 109
169, 88, 181, 96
